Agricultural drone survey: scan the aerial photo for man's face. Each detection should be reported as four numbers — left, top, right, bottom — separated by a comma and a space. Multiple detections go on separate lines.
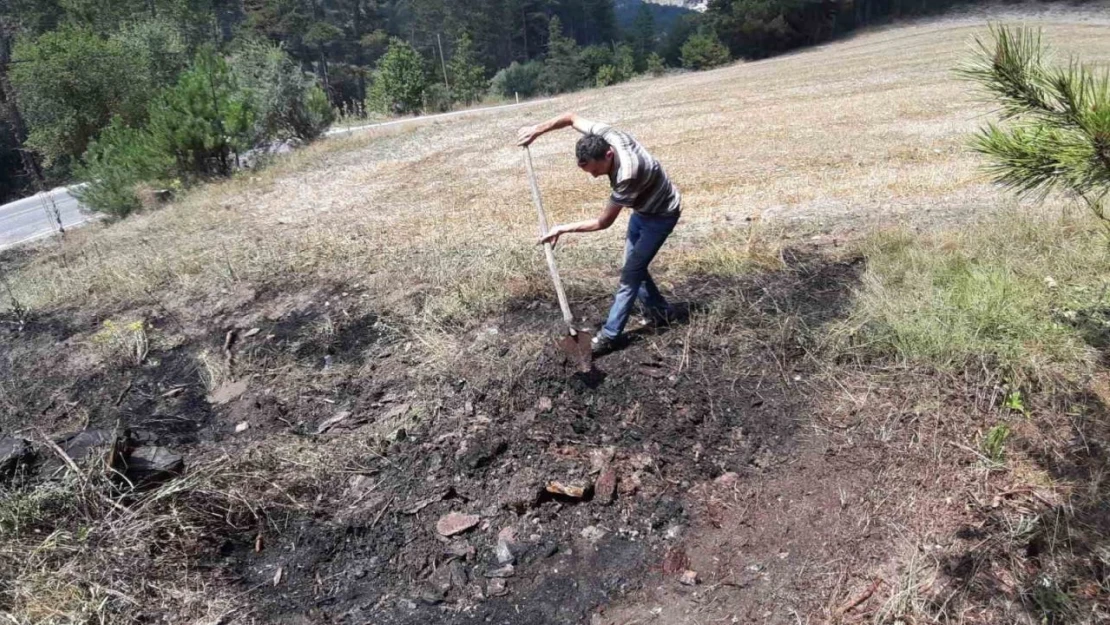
578, 150, 613, 178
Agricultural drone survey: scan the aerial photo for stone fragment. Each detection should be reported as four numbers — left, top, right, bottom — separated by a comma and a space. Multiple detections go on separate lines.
545, 481, 588, 499
444, 540, 476, 559
487, 578, 508, 597
495, 540, 515, 565
594, 468, 617, 505
436, 512, 480, 537
588, 446, 616, 473
209, 380, 248, 405
662, 548, 689, 575
485, 564, 514, 578
0, 437, 33, 478
714, 472, 740, 486
580, 526, 606, 543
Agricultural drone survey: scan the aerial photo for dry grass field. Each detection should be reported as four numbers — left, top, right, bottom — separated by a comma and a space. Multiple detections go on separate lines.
2, 8, 1110, 625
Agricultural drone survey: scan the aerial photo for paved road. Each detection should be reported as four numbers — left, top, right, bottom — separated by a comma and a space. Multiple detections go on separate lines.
0, 97, 556, 250
0, 187, 94, 250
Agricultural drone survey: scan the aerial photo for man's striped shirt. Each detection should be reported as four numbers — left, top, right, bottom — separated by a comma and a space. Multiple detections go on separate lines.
582, 121, 681, 217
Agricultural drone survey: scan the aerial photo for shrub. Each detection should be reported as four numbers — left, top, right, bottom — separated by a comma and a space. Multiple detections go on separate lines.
10, 27, 152, 175
596, 65, 618, 87
490, 61, 544, 99
74, 117, 169, 218
146, 47, 255, 179
231, 40, 334, 142
366, 38, 428, 115
681, 31, 731, 70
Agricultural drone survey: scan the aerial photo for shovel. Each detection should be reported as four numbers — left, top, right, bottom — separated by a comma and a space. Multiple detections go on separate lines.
523, 146, 593, 372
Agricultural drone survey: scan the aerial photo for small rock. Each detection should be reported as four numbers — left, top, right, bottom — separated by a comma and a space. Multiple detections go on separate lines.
679, 570, 698, 586
546, 481, 589, 499
497, 468, 543, 512
588, 446, 616, 473
418, 585, 445, 605
444, 540, 476, 559
487, 578, 508, 597
55, 429, 119, 464
497, 526, 518, 544
242, 327, 261, 338
594, 468, 617, 505
714, 472, 740, 486
458, 437, 507, 471
208, 380, 248, 405
536, 397, 554, 412
397, 598, 417, 611
580, 526, 606, 543
437, 512, 480, 537
448, 560, 468, 590
0, 436, 33, 478
662, 548, 689, 574
235, 421, 250, 433
315, 411, 352, 435
485, 564, 514, 578
495, 540, 515, 565
618, 471, 642, 496
665, 525, 685, 540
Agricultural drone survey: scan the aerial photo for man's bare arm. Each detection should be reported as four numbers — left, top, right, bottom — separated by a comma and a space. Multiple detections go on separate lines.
539, 201, 622, 247
517, 112, 599, 146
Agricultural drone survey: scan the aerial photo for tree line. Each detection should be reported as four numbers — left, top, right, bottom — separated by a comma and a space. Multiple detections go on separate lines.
0, 0, 1082, 214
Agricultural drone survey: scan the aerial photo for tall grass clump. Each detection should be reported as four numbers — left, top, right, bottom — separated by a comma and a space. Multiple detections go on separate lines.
839, 211, 1110, 384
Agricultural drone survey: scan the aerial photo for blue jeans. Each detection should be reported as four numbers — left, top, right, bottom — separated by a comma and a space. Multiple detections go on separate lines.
601, 211, 680, 340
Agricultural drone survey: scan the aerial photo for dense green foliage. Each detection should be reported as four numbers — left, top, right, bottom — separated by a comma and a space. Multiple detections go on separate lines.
231, 39, 335, 142
10, 26, 159, 173
681, 30, 730, 70
367, 38, 429, 114
0, 0, 1038, 205
490, 60, 544, 99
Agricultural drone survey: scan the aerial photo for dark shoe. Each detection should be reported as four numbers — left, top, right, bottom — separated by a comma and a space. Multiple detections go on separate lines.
591, 334, 618, 356
641, 309, 676, 329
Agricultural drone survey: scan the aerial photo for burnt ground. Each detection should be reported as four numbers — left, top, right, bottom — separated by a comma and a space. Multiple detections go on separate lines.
2, 249, 1107, 624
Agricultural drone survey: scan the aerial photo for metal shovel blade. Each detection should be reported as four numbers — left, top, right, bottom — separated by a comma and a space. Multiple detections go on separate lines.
556, 329, 593, 372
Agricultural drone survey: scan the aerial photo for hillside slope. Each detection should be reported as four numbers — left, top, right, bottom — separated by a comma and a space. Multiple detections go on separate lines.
2, 11, 1109, 625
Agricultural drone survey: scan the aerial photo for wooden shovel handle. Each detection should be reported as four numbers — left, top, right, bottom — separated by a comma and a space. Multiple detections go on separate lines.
523, 147, 576, 333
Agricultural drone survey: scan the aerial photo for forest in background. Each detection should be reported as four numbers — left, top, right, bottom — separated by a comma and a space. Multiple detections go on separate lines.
0, 0, 1072, 208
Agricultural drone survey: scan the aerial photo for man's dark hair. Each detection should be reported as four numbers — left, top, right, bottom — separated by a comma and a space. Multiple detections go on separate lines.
576, 134, 609, 165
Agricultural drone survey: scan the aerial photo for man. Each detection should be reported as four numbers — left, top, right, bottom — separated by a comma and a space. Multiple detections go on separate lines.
517, 113, 681, 356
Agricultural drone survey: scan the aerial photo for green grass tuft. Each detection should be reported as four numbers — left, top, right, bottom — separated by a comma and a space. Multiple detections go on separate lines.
837, 209, 1110, 384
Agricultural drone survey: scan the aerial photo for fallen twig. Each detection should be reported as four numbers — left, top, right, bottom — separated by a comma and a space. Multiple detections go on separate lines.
837, 577, 883, 615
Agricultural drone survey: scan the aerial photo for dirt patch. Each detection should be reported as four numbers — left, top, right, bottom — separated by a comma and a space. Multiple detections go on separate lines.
1, 251, 868, 623
185, 253, 866, 624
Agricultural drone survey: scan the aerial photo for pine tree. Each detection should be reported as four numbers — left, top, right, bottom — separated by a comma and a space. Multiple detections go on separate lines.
146, 47, 255, 178
448, 32, 488, 105
680, 30, 730, 70
960, 26, 1110, 220
630, 4, 656, 72
539, 15, 585, 94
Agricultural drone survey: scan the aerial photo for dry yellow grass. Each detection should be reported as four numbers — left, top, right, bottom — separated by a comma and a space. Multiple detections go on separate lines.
5, 14, 1110, 337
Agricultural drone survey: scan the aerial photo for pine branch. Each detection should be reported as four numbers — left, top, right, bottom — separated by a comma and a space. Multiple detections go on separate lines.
958, 25, 1055, 120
